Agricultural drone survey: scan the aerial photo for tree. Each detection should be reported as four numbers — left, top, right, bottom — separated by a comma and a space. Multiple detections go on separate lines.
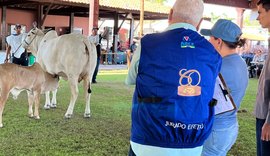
209, 12, 234, 23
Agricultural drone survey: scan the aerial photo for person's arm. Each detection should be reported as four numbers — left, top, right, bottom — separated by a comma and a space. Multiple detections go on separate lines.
261, 62, 270, 141
125, 44, 141, 85
261, 114, 270, 141
4, 44, 11, 63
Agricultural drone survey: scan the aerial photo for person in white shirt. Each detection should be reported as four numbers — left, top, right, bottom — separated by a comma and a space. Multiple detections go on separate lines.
4, 24, 28, 66
88, 27, 101, 83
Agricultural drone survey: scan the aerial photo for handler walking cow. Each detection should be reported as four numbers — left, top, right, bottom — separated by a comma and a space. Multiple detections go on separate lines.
22, 28, 97, 118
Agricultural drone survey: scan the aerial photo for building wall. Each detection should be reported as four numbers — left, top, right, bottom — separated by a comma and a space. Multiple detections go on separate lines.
43, 15, 89, 36
0, 8, 90, 36
0, 8, 36, 49
0, 8, 36, 34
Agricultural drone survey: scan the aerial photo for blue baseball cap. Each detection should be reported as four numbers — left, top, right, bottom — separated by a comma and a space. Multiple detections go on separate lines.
200, 19, 242, 43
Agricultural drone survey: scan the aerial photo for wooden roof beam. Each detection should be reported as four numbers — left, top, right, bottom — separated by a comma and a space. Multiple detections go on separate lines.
0, 0, 29, 6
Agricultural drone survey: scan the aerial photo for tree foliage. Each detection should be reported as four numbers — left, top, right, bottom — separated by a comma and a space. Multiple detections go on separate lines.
209, 12, 234, 23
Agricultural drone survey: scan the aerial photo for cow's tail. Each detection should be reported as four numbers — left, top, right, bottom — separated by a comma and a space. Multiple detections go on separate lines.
82, 36, 97, 93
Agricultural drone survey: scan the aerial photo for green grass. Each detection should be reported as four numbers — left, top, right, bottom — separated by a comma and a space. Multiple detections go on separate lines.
0, 73, 258, 156
228, 78, 258, 156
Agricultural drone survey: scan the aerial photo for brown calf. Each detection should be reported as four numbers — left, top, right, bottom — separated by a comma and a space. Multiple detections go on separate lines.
0, 63, 59, 128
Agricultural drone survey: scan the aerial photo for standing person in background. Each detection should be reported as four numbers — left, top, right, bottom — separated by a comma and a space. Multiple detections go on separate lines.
126, 0, 222, 155
4, 24, 28, 66
89, 27, 101, 83
254, 0, 270, 156
200, 19, 248, 156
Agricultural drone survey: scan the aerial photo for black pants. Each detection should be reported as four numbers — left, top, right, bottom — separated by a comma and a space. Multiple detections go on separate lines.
256, 118, 270, 156
128, 145, 136, 156
12, 52, 28, 66
92, 45, 101, 82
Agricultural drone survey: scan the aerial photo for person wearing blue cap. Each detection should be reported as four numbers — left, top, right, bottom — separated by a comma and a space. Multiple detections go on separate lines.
200, 19, 248, 156
254, 0, 270, 156
126, 0, 222, 155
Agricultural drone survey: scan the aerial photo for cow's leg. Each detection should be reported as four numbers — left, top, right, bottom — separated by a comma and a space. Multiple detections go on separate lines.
64, 76, 79, 118
33, 91, 40, 119
83, 76, 91, 118
44, 91, 51, 109
50, 89, 57, 108
0, 88, 10, 128
27, 91, 34, 118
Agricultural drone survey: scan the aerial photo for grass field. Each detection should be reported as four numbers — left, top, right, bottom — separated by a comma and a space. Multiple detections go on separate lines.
0, 71, 258, 156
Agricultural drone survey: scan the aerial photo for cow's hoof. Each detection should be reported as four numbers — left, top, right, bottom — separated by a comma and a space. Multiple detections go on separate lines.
34, 116, 40, 120
51, 104, 57, 108
29, 114, 34, 118
0, 123, 3, 128
84, 113, 91, 118
64, 114, 72, 119
44, 104, 50, 110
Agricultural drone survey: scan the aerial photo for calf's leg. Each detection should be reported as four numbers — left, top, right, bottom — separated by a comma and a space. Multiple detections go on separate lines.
0, 88, 10, 128
27, 91, 34, 117
33, 91, 40, 119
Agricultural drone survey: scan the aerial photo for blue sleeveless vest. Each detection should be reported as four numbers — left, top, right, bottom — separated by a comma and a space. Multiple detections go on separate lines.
131, 28, 222, 148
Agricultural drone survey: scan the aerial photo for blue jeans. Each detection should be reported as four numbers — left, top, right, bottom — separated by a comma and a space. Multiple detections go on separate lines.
201, 122, 238, 156
256, 118, 270, 156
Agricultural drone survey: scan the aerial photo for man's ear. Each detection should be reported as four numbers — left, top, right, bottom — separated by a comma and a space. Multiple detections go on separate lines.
168, 9, 173, 24
217, 38, 223, 44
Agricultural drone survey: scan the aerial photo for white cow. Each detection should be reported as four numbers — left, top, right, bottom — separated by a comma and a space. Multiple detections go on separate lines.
22, 28, 97, 118
0, 63, 59, 128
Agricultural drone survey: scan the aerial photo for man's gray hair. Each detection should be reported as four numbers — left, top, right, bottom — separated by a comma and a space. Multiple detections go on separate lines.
172, 0, 204, 26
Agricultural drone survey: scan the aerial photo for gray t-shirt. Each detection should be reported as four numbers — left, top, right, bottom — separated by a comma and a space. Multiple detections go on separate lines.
255, 46, 270, 123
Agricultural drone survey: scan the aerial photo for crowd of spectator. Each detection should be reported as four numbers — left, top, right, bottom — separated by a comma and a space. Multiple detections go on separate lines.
241, 48, 268, 78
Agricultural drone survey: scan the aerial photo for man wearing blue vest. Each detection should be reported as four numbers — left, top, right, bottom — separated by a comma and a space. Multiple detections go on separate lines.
126, 0, 222, 155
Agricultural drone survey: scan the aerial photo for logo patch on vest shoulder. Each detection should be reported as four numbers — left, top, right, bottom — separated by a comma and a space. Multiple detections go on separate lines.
178, 69, 201, 96
181, 36, 195, 48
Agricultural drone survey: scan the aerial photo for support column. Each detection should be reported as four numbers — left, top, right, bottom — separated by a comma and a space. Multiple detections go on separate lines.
69, 12, 74, 33
89, 0, 99, 35
268, 37, 270, 55
1, 6, 6, 50
113, 12, 119, 55
37, 5, 43, 29
236, 8, 245, 29
139, 0, 144, 37
129, 13, 134, 46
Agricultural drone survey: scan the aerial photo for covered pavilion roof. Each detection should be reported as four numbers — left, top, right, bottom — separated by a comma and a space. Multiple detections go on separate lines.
0, 0, 171, 20
0, 0, 258, 20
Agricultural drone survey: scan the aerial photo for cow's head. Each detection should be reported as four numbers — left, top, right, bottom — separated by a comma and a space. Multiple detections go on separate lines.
22, 28, 44, 56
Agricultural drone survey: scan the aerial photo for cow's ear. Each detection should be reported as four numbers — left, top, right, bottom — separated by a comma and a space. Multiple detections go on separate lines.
32, 21, 37, 29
